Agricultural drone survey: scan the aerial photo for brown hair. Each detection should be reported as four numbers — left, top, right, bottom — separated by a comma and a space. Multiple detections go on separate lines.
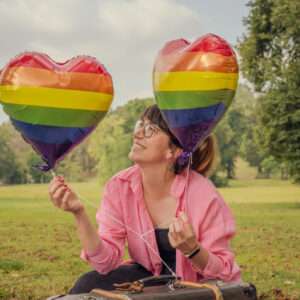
140, 104, 218, 177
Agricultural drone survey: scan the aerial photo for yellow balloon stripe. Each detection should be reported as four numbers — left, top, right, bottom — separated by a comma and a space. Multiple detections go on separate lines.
154, 71, 238, 91
0, 85, 113, 111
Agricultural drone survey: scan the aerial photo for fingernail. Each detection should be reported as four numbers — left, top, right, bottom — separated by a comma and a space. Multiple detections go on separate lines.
181, 212, 188, 221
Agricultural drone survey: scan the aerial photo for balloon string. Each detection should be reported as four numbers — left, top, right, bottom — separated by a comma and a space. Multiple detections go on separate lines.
50, 170, 177, 278
187, 154, 193, 213
178, 153, 192, 214
142, 152, 193, 236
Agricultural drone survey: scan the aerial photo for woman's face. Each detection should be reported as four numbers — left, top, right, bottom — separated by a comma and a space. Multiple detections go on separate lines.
128, 118, 177, 166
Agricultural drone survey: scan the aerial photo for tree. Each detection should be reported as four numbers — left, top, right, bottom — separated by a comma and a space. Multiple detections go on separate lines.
89, 98, 153, 183
213, 85, 252, 179
239, 0, 300, 182
0, 134, 25, 184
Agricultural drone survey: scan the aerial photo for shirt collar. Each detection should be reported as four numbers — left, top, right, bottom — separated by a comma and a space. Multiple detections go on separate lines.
118, 164, 142, 194
170, 169, 188, 199
120, 164, 188, 199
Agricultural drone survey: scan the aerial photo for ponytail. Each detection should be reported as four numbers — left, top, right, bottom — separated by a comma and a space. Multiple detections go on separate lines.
174, 135, 218, 177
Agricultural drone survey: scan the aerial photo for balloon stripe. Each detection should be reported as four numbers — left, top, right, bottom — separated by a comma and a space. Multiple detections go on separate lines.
7, 53, 110, 74
154, 71, 238, 91
159, 36, 235, 57
171, 118, 220, 151
13, 134, 77, 170
11, 118, 94, 144
161, 103, 226, 128
4, 103, 107, 127
155, 52, 238, 73
0, 85, 112, 111
155, 90, 235, 110
1, 67, 113, 93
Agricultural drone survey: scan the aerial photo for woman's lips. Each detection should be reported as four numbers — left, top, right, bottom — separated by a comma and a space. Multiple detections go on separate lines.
133, 141, 146, 149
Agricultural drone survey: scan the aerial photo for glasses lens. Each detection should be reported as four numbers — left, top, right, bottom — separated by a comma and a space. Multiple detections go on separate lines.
144, 124, 154, 138
134, 121, 160, 138
134, 120, 143, 133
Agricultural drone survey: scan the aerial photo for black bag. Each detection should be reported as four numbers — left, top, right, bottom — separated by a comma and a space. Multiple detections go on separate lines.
47, 275, 257, 300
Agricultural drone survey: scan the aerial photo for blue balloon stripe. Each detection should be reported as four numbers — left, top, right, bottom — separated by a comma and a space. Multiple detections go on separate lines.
11, 118, 94, 144
161, 103, 226, 128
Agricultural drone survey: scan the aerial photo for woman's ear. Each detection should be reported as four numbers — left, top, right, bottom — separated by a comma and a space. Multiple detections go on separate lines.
166, 145, 182, 160
174, 147, 183, 160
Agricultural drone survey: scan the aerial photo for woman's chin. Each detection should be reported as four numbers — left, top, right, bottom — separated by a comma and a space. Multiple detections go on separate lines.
128, 151, 138, 162
128, 151, 145, 164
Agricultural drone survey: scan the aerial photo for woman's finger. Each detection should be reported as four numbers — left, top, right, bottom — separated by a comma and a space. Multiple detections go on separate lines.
52, 186, 68, 206
179, 211, 189, 223
178, 211, 194, 235
173, 218, 183, 233
169, 222, 174, 233
61, 190, 71, 210
168, 223, 178, 247
169, 222, 178, 239
49, 180, 64, 196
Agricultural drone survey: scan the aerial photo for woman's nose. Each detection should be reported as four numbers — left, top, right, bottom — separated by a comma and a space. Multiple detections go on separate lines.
133, 128, 144, 138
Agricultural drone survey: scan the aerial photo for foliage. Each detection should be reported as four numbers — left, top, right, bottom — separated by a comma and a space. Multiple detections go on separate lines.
88, 98, 153, 184
0, 125, 27, 184
239, 0, 300, 182
0, 84, 283, 185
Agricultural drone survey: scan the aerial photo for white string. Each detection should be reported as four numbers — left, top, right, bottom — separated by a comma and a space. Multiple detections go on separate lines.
139, 219, 172, 238
142, 155, 192, 235
50, 170, 177, 277
184, 154, 192, 215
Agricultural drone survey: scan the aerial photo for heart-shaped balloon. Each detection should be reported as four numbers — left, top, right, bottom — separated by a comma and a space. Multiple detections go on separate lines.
153, 33, 238, 153
0, 52, 113, 171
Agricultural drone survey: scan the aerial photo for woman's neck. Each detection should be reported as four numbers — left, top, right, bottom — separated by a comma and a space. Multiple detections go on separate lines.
139, 163, 175, 201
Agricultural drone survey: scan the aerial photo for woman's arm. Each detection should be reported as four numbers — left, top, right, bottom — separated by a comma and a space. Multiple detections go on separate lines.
168, 211, 209, 269
74, 208, 102, 254
169, 199, 240, 282
48, 176, 102, 254
49, 176, 126, 274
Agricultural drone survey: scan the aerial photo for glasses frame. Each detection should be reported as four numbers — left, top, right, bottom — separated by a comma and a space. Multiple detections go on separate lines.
133, 120, 161, 138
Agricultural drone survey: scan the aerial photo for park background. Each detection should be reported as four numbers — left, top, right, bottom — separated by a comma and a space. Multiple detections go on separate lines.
0, 1, 299, 299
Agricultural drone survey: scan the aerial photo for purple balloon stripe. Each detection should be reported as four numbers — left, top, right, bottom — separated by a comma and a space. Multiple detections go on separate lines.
161, 103, 226, 129
171, 118, 219, 152
11, 119, 95, 144
23, 133, 91, 171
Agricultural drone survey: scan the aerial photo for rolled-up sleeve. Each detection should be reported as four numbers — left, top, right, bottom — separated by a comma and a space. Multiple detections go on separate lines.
81, 179, 126, 274
193, 195, 241, 282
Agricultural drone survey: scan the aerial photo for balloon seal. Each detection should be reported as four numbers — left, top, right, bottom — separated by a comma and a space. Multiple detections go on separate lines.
176, 151, 192, 168
33, 162, 52, 172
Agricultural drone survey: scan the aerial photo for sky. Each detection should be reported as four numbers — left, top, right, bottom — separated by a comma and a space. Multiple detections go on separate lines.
0, 0, 250, 124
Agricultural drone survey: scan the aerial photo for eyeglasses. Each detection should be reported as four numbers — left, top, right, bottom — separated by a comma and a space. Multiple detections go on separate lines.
133, 120, 161, 138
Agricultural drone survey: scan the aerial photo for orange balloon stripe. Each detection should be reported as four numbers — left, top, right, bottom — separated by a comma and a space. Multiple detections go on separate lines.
1, 66, 113, 94
155, 52, 238, 73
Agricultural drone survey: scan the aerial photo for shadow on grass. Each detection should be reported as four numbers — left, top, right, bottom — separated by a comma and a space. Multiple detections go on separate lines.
0, 259, 24, 272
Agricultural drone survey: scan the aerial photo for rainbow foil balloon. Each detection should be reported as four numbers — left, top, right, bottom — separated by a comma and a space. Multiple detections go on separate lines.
153, 33, 238, 153
0, 52, 113, 171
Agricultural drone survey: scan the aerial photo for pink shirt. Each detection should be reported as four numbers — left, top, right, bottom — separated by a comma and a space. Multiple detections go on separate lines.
81, 164, 241, 282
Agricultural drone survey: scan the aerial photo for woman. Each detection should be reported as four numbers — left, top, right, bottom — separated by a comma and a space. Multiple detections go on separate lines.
49, 104, 241, 294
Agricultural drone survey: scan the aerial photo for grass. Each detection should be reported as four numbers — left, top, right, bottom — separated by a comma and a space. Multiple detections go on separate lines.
0, 178, 299, 300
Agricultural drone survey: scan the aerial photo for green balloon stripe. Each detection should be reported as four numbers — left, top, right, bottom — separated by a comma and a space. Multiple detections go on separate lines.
3, 103, 107, 128
155, 90, 235, 110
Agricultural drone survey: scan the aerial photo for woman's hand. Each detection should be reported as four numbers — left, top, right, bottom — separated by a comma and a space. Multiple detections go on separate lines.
48, 176, 84, 215
168, 211, 199, 255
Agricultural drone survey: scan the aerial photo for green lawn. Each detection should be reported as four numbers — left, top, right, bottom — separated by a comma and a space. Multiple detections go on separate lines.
0, 179, 299, 300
